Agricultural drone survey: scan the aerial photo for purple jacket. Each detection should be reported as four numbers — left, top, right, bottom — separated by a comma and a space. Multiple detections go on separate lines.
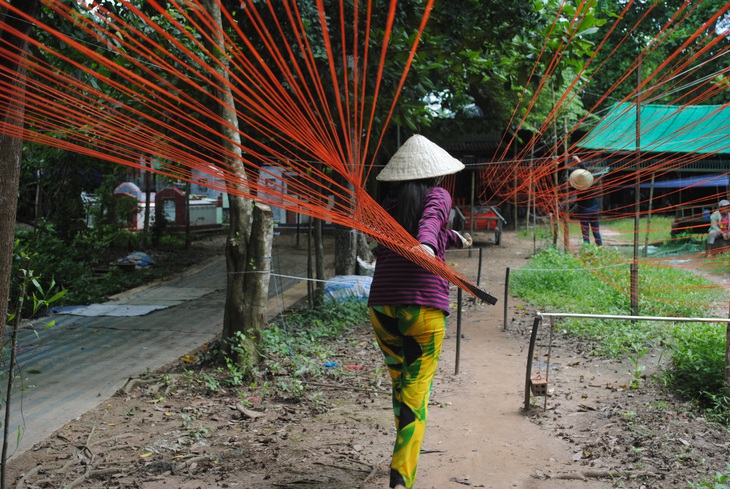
368, 186, 464, 315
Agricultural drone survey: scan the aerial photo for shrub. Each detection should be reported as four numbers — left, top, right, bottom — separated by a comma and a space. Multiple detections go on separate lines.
510, 245, 730, 418
665, 322, 729, 417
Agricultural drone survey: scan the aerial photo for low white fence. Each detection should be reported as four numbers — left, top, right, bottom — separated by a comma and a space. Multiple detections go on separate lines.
524, 311, 730, 411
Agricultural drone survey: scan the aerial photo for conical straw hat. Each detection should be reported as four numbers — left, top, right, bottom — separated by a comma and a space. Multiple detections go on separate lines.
376, 134, 465, 181
569, 168, 594, 190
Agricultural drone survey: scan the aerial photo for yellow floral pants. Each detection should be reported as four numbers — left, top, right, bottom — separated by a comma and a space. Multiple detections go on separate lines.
370, 305, 445, 489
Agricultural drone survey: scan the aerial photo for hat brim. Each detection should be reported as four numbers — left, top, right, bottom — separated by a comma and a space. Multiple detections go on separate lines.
376, 135, 465, 182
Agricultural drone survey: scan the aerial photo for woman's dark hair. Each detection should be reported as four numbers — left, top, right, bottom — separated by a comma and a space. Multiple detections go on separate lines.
394, 178, 437, 236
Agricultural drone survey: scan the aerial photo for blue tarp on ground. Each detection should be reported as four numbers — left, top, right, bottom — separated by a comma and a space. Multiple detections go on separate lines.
324, 275, 372, 302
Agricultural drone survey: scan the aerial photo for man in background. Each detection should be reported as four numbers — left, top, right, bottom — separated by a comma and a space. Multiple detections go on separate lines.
571, 156, 602, 246
707, 199, 730, 255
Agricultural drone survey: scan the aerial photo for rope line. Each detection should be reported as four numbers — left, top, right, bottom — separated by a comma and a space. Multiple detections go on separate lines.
0, 2, 728, 304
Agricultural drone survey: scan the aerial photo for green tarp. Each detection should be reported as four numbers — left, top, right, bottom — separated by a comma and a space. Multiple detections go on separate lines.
577, 103, 730, 154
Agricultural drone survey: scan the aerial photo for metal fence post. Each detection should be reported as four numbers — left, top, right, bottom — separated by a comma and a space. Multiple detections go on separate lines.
524, 315, 542, 411
503, 267, 510, 331
477, 247, 483, 287
455, 288, 463, 375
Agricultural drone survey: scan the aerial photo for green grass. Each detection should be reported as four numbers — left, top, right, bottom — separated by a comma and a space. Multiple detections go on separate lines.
510, 244, 730, 420
530, 216, 674, 245
689, 464, 730, 488
702, 253, 730, 275
518, 216, 674, 247
192, 299, 372, 407
600, 216, 673, 244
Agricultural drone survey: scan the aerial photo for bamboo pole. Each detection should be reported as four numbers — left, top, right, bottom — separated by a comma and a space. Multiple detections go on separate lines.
643, 173, 655, 257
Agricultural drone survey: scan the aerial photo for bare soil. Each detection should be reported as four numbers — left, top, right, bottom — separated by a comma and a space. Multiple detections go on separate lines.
6, 231, 730, 489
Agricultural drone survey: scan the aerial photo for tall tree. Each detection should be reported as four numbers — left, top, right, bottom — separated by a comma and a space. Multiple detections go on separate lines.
202, 0, 274, 372
0, 0, 41, 334
585, 1, 730, 113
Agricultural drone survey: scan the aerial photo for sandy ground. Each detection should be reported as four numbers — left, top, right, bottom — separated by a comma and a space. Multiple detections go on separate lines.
7, 229, 729, 488
370, 232, 612, 489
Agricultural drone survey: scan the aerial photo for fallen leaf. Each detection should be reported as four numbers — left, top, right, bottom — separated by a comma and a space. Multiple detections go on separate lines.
449, 475, 471, 486
236, 403, 265, 419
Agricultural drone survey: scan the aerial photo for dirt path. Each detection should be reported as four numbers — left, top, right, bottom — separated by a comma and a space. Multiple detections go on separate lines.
422, 315, 609, 488
6, 230, 729, 489
357, 231, 611, 489
366, 228, 730, 489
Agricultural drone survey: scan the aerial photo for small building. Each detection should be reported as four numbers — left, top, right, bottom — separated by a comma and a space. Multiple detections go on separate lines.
577, 102, 730, 213
113, 183, 223, 232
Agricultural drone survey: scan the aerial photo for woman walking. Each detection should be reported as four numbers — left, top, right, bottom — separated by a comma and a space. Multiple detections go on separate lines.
369, 134, 471, 489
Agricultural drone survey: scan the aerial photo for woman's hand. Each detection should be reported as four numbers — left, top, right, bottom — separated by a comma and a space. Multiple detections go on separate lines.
454, 231, 473, 248
413, 243, 435, 257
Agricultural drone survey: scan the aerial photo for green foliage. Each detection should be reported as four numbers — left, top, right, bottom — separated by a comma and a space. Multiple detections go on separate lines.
665, 323, 729, 419
180, 412, 209, 441
509, 247, 625, 314
628, 345, 649, 389
189, 299, 370, 405
703, 253, 730, 276
689, 464, 730, 489
512, 245, 724, 323
12, 223, 158, 309
517, 224, 553, 241
3, 256, 67, 472
6, 251, 68, 327
18, 145, 125, 241
11, 145, 170, 310
602, 216, 673, 244
270, 298, 368, 338
261, 299, 369, 382
511, 245, 730, 419
156, 234, 185, 249
588, 1, 730, 111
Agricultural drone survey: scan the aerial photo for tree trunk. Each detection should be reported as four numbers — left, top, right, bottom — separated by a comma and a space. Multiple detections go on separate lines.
357, 232, 373, 262
334, 225, 357, 275
153, 193, 165, 245
333, 176, 357, 275
0, 0, 41, 335
311, 164, 326, 303
314, 217, 325, 305
240, 204, 274, 370
307, 219, 314, 306
202, 0, 272, 373
184, 180, 191, 249
202, 0, 251, 336
222, 194, 252, 343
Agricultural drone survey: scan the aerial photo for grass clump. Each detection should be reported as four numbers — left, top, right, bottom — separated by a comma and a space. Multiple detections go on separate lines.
511, 244, 730, 418
665, 322, 730, 423
262, 298, 370, 377
510, 246, 659, 358
601, 216, 673, 244
509, 246, 625, 314
186, 299, 373, 410
689, 464, 730, 488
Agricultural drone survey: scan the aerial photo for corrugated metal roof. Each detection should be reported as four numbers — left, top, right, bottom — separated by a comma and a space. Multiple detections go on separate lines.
578, 103, 730, 154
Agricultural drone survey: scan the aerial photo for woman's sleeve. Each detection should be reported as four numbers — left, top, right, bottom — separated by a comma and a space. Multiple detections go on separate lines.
417, 188, 451, 251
